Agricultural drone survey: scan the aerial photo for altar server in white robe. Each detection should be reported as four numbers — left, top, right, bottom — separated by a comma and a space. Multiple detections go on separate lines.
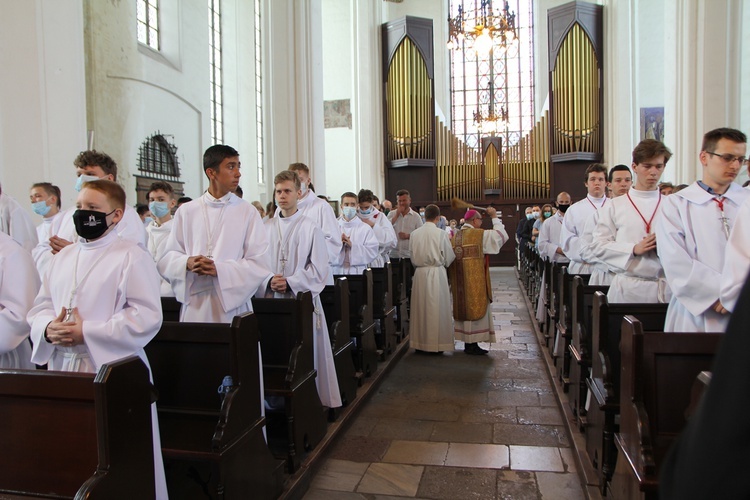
158, 145, 270, 322
559, 164, 608, 274
333, 192, 379, 275
590, 141, 672, 303
0, 231, 38, 369
0, 185, 38, 253
536, 193, 571, 322
49, 150, 146, 255
29, 182, 63, 279
580, 165, 633, 285
409, 204, 455, 353
283, 162, 342, 284
145, 181, 177, 297
26, 180, 168, 499
656, 127, 750, 332
357, 189, 397, 268
261, 170, 342, 408
720, 195, 750, 311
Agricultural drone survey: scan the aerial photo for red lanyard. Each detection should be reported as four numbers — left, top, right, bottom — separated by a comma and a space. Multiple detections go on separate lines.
587, 197, 606, 210
626, 192, 662, 234
712, 197, 725, 211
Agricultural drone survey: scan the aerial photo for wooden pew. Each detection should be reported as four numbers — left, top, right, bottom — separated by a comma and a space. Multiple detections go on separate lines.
567, 274, 600, 429
252, 292, 328, 473
546, 261, 564, 353
586, 293, 668, 494
145, 312, 285, 499
390, 257, 409, 339
610, 316, 722, 500
371, 263, 397, 357
553, 264, 573, 389
161, 296, 181, 322
320, 277, 359, 408
0, 356, 156, 499
335, 269, 378, 377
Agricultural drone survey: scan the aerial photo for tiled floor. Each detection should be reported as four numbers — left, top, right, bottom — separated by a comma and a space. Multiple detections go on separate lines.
303, 268, 586, 500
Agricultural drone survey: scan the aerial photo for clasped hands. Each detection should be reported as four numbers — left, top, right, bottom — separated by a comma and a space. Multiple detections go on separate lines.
45, 308, 84, 346
187, 255, 218, 276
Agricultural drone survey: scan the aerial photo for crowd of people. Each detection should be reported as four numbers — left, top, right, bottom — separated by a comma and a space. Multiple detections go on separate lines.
2, 126, 749, 497
520, 127, 750, 334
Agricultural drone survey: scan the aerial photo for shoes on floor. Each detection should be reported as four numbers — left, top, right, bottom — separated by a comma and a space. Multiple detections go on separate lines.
465, 343, 489, 355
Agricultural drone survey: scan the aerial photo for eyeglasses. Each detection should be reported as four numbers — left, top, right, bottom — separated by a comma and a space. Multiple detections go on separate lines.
706, 151, 748, 165
639, 163, 665, 169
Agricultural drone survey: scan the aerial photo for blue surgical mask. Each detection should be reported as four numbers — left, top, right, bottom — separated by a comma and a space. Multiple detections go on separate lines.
143, 217, 154, 226
543, 211, 552, 218
358, 207, 373, 216
526, 213, 533, 220
342, 207, 356, 220
149, 201, 171, 219
75, 174, 101, 192
32, 200, 51, 217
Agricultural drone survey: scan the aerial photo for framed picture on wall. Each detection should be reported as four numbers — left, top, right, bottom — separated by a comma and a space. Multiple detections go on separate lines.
640, 107, 664, 143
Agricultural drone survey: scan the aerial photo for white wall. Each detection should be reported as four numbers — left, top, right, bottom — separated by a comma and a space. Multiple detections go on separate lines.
0, 0, 87, 214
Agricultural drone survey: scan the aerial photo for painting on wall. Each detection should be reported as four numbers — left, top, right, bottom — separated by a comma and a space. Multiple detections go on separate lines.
324, 99, 352, 129
640, 107, 664, 143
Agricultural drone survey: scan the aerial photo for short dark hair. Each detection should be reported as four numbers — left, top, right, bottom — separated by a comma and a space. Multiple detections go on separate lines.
396, 189, 410, 198
288, 162, 310, 174
74, 150, 117, 177
341, 191, 358, 203
424, 204, 440, 221
584, 163, 608, 182
632, 139, 672, 165
702, 128, 747, 152
147, 181, 174, 199
203, 145, 239, 172
136, 204, 150, 216
31, 182, 61, 208
608, 164, 632, 182
177, 196, 192, 206
274, 170, 301, 190
358, 189, 374, 204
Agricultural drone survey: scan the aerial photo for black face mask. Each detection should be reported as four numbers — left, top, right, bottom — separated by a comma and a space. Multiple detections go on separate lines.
73, 209, 115, 240
557, 204, 570, 214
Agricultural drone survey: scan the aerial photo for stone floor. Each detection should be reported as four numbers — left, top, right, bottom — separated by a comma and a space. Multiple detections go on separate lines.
302, 268, 586, 500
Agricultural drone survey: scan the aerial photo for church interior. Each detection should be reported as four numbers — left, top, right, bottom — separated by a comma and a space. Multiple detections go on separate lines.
1, 0, 749, 498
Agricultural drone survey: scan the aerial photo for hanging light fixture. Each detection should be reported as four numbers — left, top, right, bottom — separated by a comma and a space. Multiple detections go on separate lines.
447, 0, 518, 56
474, 106, 509, 135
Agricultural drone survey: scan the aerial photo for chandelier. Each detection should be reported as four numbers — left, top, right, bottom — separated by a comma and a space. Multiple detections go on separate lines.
447, 0, 518, 56
474, 107, 508, 135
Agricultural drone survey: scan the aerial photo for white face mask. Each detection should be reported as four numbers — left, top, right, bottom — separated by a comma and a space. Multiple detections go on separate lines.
299, 181, 308, 196
342, 206, 357, 220
75, 174, 101, 192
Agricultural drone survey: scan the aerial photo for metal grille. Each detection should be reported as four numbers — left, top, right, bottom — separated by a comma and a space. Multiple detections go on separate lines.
137, 133, 180, 181
136, 0, 160, 50
449, 0, 535, 154
209, 0, 223, 145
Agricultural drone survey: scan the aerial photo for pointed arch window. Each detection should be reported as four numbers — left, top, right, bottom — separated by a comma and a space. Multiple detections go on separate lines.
137, 133, 181, 181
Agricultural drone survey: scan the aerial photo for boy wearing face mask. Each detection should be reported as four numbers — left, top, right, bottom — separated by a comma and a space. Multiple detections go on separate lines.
29, 182, 62, 278
332, 192, 379, 275
49, 150, 147, 254
27, 179, 168, 499
357, 189, 397, 268
145, 181, 177, 296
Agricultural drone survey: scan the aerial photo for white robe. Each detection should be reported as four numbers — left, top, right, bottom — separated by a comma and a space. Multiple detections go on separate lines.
277, 190, 342, 284
262, 211, 342, 408
358, 209, 397, 267
52, 204, 147, 249
589, 189, 670, 303
26, 229, 168, 499
158, 192, 270, 323
146, 219, 175, 297
388, 208, 423, 259
721, 195, 750, 312
579, 211, 614, 286
453, 219, 509, 343
560, 195, 607, 274
0, 193, 38, 253
655, 182, 750, 332
538, 212, 569, 264
332, 216, 379, 275
0, 232, 38, 369
31, 211, 63, 280
408, 222, 455, 352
